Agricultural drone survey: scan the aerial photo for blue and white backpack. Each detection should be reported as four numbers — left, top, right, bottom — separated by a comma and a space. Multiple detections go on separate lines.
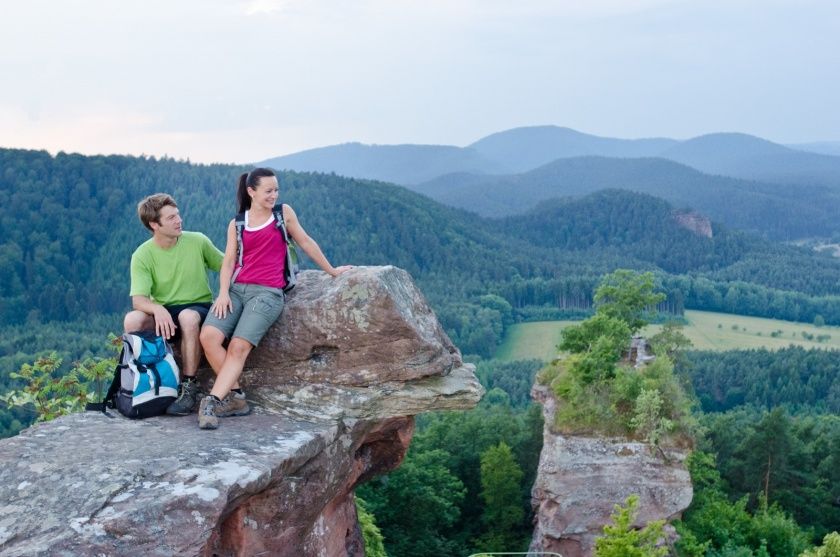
88, 331, 180, 419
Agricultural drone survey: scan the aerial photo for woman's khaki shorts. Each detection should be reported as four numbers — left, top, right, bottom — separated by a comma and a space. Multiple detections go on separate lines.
203, 282, 285, 346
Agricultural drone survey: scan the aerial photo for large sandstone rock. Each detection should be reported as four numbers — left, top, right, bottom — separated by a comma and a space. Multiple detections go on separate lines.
529, 385, 693, 557
0, 266, 483, 557
247, 266, 461, 386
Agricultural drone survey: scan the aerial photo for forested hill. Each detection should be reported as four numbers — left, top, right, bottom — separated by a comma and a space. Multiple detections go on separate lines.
7, 147, 840, 436
0, 149, 234, 323
504, 190, 752, 274
3, 149, 840, 338
419, 156, 840, 240
503, 189, 840, 297
5, 147, 840, 326
0, 147, 591, 327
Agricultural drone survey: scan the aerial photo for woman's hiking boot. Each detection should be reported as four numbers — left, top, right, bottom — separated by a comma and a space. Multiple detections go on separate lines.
198, 396, 219, 429
215, 392, 251, 417
167, 379, 201, 416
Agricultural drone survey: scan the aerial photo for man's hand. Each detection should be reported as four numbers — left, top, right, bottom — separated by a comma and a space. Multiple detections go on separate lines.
152, 305, 177, 339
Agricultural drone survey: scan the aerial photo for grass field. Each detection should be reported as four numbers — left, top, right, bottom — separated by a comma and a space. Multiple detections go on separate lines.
494, 310, 840, 362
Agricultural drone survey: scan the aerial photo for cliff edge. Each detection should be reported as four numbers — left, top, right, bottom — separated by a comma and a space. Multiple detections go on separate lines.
0, 266, 483, 557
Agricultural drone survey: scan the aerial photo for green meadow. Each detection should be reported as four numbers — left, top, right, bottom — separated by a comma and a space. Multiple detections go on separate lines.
495, 309, 840, 362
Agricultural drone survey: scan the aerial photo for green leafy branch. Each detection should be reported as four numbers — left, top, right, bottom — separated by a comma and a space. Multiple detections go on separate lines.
0, 334, 119, 423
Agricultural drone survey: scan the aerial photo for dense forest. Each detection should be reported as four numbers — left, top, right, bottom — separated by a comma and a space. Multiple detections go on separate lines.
6, 147, 840, 437
4, 145, 840, 554
686, 347, 840, 413
4, 148, 840, 329
355, 361, 840, 556
676, 348, 840, 553
358, 359, 544, 555
359, 273, 840, 555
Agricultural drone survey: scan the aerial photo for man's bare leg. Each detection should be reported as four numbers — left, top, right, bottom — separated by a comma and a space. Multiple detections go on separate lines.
177, 309, 203, 378
123, 310, 154, 333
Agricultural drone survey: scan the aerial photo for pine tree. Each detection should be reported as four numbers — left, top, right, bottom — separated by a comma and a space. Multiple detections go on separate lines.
475, 442, 525, 551
594, 495, 667, 557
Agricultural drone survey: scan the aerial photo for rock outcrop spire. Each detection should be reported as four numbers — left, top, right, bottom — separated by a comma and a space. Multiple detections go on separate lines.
528, 384, 693, 556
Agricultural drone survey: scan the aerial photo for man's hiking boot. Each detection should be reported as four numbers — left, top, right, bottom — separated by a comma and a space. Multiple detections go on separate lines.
166, 379, 201, 416
198, 396, 219, 430
215, 391, 251, 417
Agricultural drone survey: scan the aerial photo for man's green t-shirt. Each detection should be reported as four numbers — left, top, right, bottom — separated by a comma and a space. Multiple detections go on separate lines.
130, 231, 224, 306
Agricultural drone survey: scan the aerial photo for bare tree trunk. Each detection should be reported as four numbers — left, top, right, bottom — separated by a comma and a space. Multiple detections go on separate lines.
764, 454, 772, 504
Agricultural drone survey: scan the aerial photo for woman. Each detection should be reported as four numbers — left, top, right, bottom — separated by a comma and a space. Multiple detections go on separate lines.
198, 168, 351, 429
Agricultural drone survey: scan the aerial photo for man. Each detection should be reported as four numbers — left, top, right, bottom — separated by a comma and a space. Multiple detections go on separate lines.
124, 193, 224, 415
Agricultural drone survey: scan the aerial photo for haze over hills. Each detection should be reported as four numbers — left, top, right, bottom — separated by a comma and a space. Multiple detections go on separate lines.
418, 156, 840, 240
258, 142, 508, 185
789, 141, 840, 157
465, 126, 677, 173
259, 125, 840, 190
662, 132, 840, 188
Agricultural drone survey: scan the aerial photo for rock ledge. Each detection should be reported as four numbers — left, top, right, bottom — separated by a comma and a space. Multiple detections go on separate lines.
0, 266, 483, 557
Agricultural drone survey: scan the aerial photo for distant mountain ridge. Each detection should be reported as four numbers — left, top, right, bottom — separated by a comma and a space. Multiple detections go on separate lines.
662, 132, 840, 188
790, 141, 840, 157
466, 125, 677, 173
258, 142, 507, 185
258, 125, 840, 191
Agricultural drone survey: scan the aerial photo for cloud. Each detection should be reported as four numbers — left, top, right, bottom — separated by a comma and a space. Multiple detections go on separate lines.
2, 0, 839, 161
0, 102, 343, 163
243, 0, 289, 16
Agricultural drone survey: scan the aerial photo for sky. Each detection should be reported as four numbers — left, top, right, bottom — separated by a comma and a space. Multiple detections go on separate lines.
1, 0, 839, 164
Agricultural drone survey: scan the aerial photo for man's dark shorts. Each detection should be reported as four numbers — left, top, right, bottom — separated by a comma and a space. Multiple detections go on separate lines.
164, 303, 212, 340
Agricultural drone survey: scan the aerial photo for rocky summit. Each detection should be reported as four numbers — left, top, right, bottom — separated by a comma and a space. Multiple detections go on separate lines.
0, 266, 483, 557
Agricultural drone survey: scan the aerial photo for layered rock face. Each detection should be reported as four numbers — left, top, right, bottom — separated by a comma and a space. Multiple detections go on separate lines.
672, 210, 713, 238
529, 385, 693, 557
0, 266, 483, 557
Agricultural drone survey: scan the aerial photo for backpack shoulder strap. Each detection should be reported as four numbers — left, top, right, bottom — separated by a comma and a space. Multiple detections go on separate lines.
232, 211, 246, 283
273, 203, 292, 244
273, 203, 299, 293
84, 345, 125, 417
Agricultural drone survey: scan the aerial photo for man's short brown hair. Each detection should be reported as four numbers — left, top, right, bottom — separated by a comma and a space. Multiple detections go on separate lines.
137, 193, 178, 232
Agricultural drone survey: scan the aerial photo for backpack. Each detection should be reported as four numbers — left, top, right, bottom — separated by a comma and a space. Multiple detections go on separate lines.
232, 203, 299, 292
87, 331, 180, 419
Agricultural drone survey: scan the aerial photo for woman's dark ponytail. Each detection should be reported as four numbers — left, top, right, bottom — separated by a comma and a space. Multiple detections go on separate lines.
236, 168, 276, 213
236, 173, 250, 213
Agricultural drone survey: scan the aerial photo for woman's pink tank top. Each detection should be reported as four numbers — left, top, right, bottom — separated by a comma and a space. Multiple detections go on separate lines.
234, 212, 287, 289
